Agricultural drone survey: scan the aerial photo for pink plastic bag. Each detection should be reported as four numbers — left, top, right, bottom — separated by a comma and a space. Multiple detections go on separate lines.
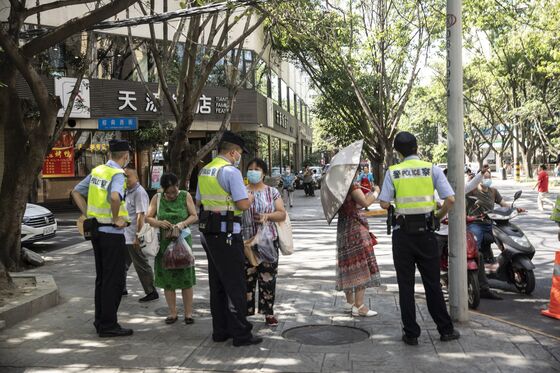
163, 235, 195, 270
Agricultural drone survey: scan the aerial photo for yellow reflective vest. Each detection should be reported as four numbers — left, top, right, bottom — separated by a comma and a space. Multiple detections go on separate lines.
198, 157, 243, 216
389, 159, 436, 215
86, 164, 129, 224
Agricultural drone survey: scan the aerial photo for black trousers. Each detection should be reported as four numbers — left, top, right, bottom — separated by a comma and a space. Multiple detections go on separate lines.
201, 233, 253, 342
392, 229, 454, 338
92, 232, 126, 332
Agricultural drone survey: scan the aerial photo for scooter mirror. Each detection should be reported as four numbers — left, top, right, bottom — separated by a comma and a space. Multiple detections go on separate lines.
514, 190, 522, 200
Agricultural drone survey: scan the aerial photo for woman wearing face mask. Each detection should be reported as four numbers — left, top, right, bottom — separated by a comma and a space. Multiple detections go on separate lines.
242, 158, 287, 327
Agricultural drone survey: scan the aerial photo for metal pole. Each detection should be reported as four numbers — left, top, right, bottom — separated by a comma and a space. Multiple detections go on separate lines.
446, 0, 469, 321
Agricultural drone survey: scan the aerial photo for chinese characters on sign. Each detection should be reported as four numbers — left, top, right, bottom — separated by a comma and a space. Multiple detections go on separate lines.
275, 110, 288, 129
98, 117, 138, 131
42, 147, 75, 178
115, 88, 227, 116
118, 91, 138, 111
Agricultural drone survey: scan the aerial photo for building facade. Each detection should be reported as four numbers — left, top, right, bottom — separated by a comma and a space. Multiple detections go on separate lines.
4, 2, 313, 202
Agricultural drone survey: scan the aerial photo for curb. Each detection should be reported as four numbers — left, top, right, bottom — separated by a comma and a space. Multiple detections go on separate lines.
0, 273, 59, 329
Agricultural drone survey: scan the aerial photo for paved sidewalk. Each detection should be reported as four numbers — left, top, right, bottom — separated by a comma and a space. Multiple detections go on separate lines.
2, 189, 560, 372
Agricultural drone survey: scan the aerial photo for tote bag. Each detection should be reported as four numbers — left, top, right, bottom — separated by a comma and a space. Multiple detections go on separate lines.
275, 213, 294, 255
138, 193, 161, 257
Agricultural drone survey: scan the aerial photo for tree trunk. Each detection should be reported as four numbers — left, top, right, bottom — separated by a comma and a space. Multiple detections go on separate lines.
0, 63, 58, 286
168, 111, 194, 178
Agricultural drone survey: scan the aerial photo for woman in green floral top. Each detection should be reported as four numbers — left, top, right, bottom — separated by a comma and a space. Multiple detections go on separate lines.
146, 173, 198, 324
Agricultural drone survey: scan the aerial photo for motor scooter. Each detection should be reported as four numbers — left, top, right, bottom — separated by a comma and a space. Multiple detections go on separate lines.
475, 190, 536, 294
438, 216, 481, 309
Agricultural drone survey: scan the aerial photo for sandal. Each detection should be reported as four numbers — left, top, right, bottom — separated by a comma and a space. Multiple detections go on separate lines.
184, 316, 194, 325
351, 304, 378, 317
165, 315, 178, 324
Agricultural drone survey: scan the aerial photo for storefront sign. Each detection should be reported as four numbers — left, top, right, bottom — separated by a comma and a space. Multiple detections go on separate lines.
42, 147, 75, 178
98, 117, 138, 131
150, 166, 164, 189
55, 77, 91, 118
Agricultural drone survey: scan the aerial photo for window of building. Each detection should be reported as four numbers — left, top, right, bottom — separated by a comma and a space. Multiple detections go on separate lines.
293, 94, 299, 118
255, 60, 269, 97
287, 87, 294, 114
281, 140, 290, 171
271, 137, 281, 177
304, 105, 309, 125
299, 99, 304, 122
258, 132, 270, 169
207, 58, 226, 87
280, 79, 288, 112
243, 50, 254, 89
270, 70, 279, 104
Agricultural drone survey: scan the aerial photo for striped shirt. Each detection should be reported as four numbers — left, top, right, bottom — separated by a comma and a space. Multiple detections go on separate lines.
242, 186, 280, 241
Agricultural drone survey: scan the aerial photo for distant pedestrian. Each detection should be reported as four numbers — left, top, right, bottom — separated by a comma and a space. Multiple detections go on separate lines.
242, 158, 287, 327
534, 164, 554, 211
145, 173, 198, 325
336, 174, 381, 317
71, 139, 133, 338
303, 166, 315, 196
357, 165, 374, 210
280, 166, 295, 208
123, 167, 159, 303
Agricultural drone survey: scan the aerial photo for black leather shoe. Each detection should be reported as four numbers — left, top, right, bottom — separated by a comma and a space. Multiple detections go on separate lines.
402, 335, 418, 346
233, 336, 263, 347
99, 327, 133, 338
440, 330, 461, 342
480, 289, 503, 300
212, 334, 232, 342
139, 291, 159, 303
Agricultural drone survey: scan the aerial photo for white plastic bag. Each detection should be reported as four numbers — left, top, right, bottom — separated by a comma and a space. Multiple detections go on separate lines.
137, 193, 161, 257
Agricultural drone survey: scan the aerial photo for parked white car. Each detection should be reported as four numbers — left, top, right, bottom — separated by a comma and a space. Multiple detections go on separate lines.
21, 204, 57, 244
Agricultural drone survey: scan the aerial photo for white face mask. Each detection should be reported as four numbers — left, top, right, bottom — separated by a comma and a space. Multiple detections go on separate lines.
482, 179, 492, 188
233, 151, 242, 168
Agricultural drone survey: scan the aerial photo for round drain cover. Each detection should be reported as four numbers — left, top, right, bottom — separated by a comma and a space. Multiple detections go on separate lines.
282, 325, 369, 345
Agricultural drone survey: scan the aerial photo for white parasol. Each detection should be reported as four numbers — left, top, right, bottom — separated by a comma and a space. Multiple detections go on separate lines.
320, 140, 364, 224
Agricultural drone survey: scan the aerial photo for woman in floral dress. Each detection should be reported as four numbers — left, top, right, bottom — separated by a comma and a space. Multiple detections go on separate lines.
336, 181, 381, 317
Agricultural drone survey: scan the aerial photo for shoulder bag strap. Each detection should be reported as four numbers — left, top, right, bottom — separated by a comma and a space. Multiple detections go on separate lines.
156, 192, 162, 219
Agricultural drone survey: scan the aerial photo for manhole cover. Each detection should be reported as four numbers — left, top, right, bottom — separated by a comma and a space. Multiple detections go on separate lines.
282, 325, 369, 345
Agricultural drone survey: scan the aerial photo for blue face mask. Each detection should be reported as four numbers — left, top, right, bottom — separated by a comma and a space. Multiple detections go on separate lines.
247, 170, 263, 184
482, 179, 492, 188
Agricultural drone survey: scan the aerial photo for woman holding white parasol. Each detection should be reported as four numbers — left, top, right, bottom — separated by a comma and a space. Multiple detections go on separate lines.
321, 140, 382, 317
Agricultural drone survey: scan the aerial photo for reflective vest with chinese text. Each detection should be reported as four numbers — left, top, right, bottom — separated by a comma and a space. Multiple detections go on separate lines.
389, 159, 436, 215
86, 165, 129, 224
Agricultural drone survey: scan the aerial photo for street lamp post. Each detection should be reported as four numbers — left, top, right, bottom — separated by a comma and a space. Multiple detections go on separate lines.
446, 0, 469, 322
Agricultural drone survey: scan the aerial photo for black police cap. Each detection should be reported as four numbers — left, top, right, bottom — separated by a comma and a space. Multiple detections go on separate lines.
109, 139, 131, 152
394, 131, 418, 154
220, 130, 249, 154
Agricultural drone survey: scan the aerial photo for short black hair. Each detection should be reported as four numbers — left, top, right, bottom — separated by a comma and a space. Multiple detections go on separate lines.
540, 164, 547, 170
160, 173, 179, 190
246, 158, 268, 175
218, 141, 240, 153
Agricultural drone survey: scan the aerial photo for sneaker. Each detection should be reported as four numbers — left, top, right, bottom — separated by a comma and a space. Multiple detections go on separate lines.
139, 291, 159, 303
265, 315, 279, 327
440, 330, 461, 342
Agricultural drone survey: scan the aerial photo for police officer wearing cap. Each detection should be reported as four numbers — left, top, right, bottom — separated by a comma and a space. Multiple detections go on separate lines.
379, 131, 460, 345
196, 131, 262, 347
71, 139, 133, 338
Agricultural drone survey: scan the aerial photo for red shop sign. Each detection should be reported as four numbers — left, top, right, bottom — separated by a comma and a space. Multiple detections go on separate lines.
42, 147, 75, 178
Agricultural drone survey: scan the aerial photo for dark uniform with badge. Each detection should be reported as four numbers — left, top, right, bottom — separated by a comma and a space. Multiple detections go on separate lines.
196, 131, 261, 346
379, 132, 459, 345
72, 139, 133, 337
